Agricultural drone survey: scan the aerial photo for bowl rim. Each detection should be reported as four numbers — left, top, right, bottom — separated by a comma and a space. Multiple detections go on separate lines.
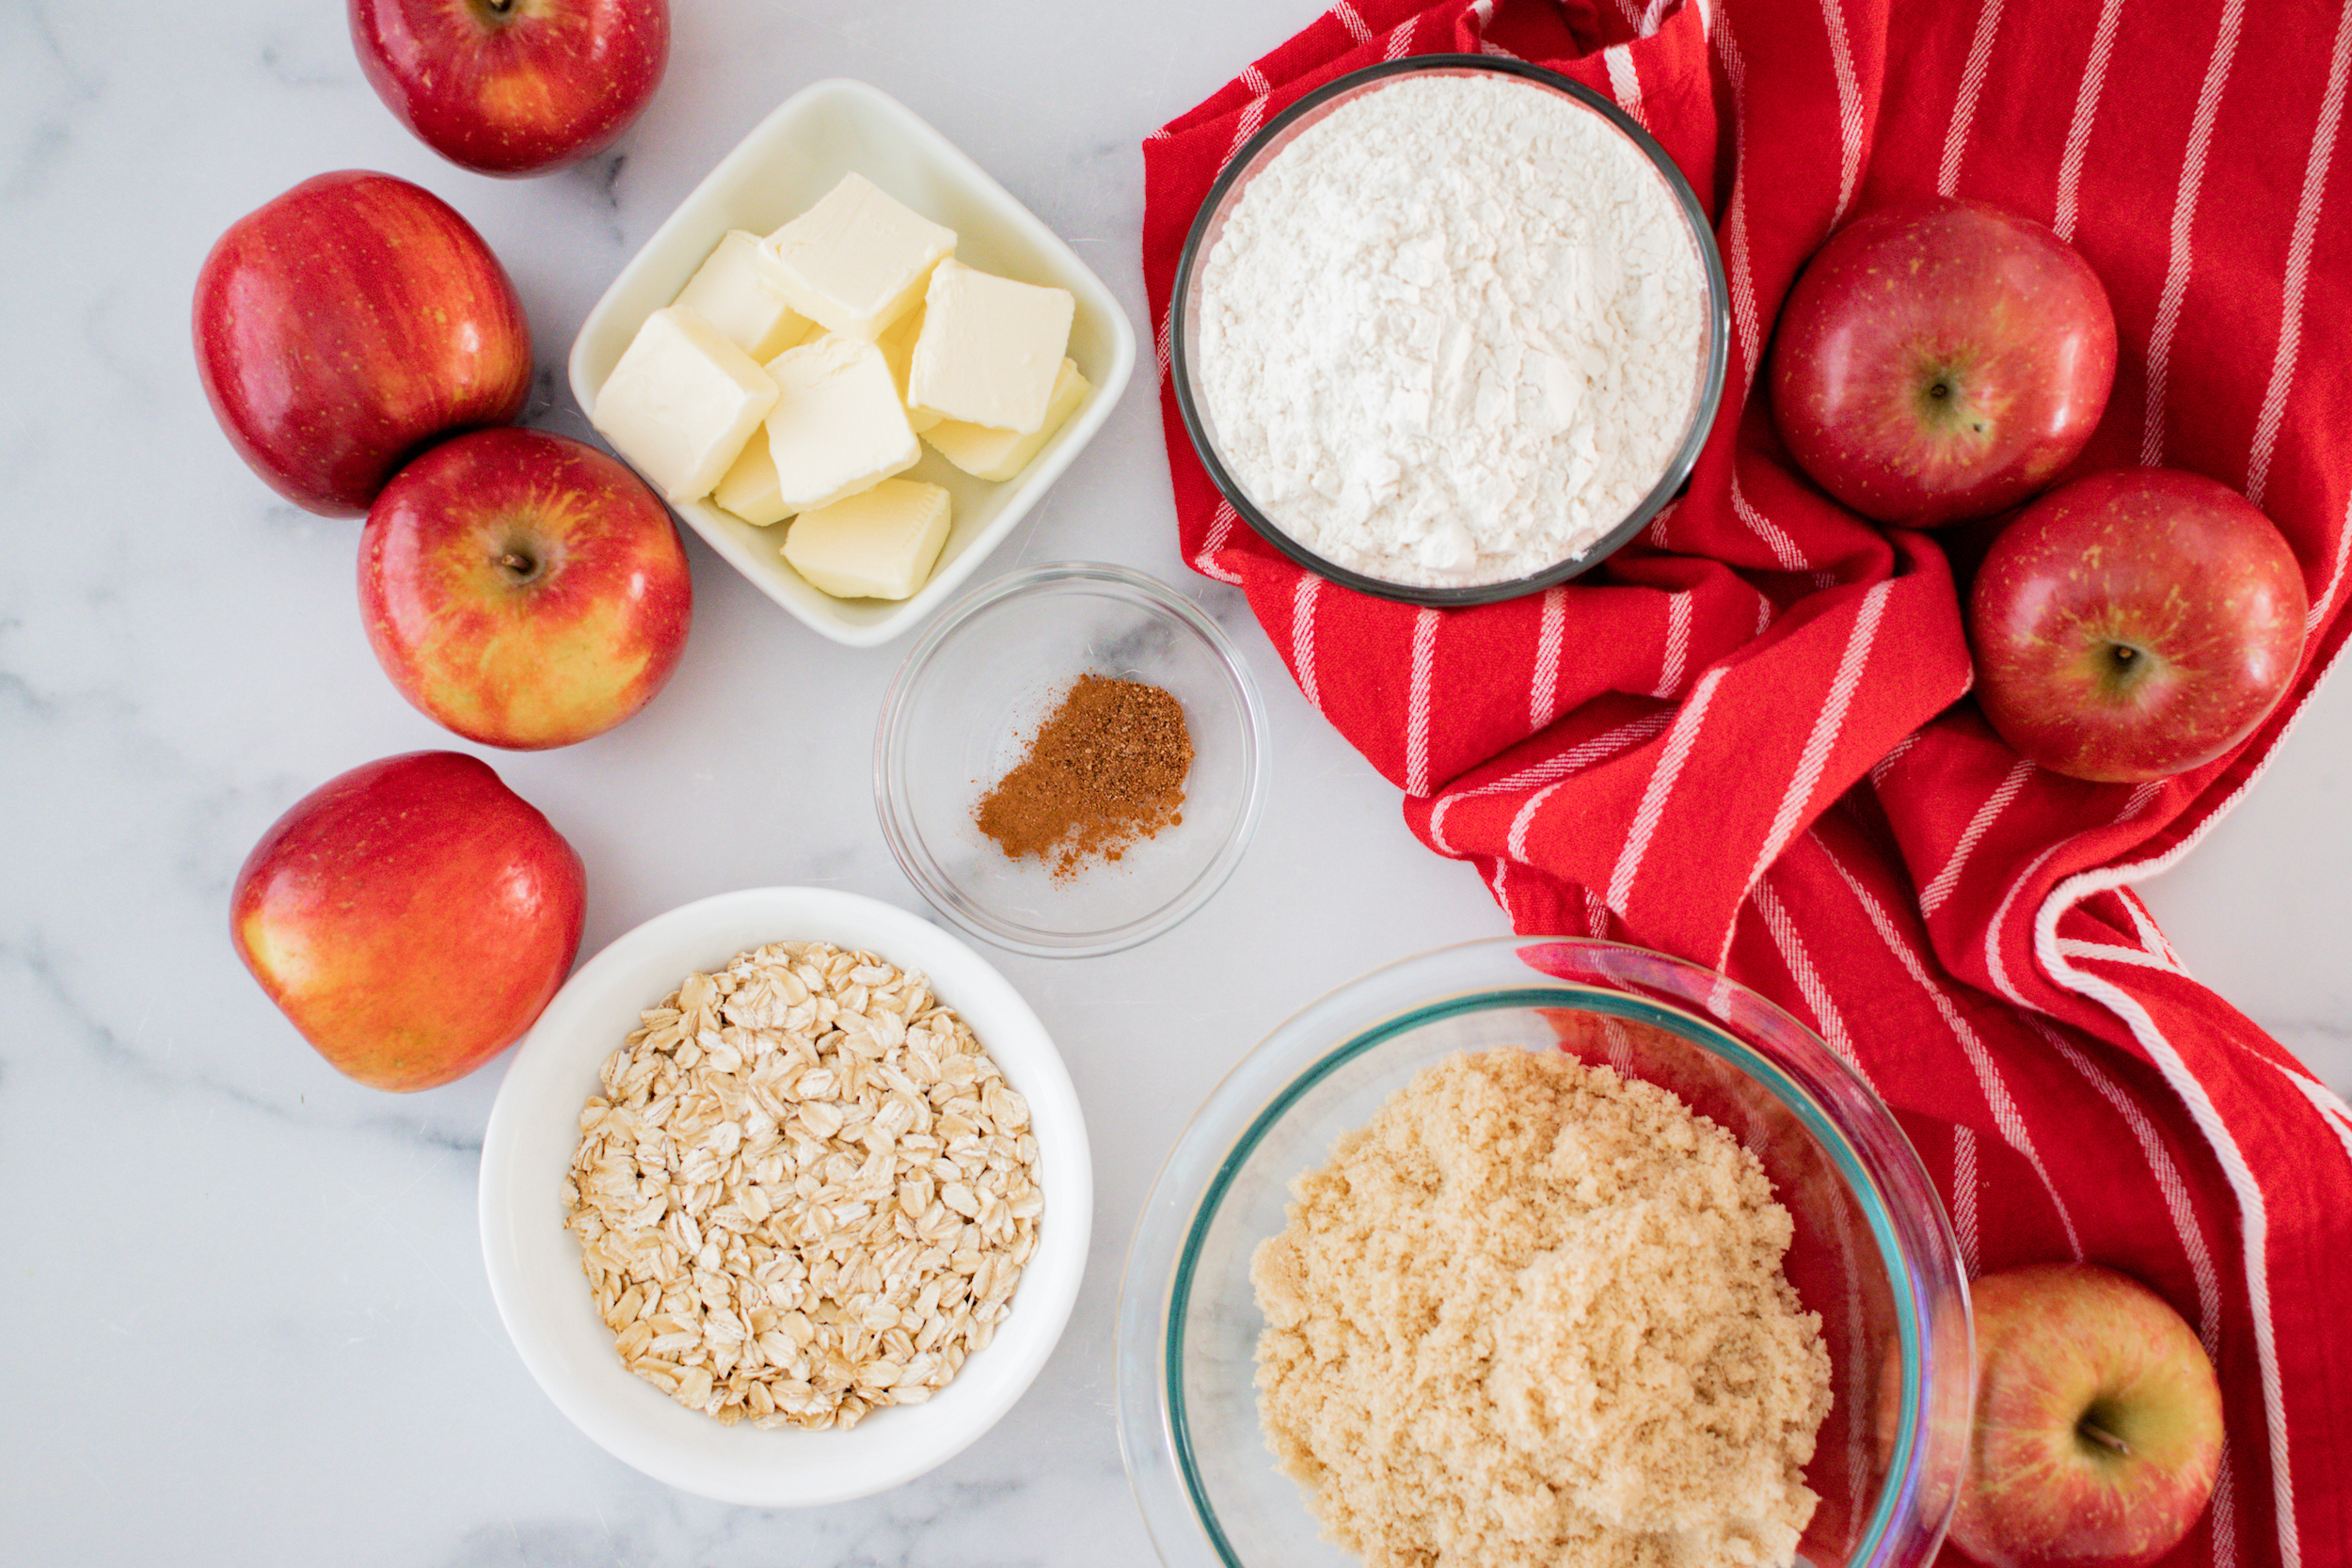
1168, 54, 1732, 607
478, 883, 1092, 1506
565, 76, 1138, 649
872, 561, 1271, 958
1114, 936, 1970, 1568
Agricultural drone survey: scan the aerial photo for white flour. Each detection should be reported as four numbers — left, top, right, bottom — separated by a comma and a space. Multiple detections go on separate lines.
1194, 73, 1708, 589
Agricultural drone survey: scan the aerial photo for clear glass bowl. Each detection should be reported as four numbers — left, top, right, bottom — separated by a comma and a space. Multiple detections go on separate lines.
1115, 938, 1971, 1568
1169, 55, 1730, 606
874, 562, 1269, 958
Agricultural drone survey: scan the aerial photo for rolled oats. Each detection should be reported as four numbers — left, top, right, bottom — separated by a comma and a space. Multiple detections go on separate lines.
562, 942, 1043, 1431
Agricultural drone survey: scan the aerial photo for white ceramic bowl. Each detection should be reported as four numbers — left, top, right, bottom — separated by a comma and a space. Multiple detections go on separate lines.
568, 79, 1137, 648
479, 886, 1091, 1506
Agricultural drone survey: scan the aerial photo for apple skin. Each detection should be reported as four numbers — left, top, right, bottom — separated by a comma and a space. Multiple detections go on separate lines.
360, 428, 693, 750
351, 0, 668, 177
1771, 198, 2117, 527
230, 751, 587, 1093
1970, 468, 2307, 783
1951, 1262, 2223, 1568
194, 170, 532, 516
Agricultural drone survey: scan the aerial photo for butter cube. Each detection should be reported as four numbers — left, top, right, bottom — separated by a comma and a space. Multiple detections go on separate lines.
758, 173, 956, 341
876, 309, 942, 434
783, 479, 953, 600
712, 426, 791, 526
762, 334, 920, 514
924, 358, 1090, 483
675, 230, 817, 360
592, 307, 777, 502
908, 260, 1074, 434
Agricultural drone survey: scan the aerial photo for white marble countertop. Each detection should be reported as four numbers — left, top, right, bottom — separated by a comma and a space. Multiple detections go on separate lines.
4, 1, 2344, 1561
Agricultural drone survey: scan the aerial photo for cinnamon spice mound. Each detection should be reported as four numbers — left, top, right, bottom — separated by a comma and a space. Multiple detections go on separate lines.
975, 674, 1193, 880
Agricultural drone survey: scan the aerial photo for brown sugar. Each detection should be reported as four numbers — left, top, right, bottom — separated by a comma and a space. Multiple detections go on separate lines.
1250, 1048, 1832, 1568
974, 673, 1193, 880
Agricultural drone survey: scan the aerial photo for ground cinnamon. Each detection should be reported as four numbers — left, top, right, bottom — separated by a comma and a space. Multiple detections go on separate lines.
975, 673, 1193, 880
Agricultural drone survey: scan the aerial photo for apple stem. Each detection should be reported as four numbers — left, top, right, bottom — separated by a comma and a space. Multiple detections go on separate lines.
500, 549, 537, 581
2080, 1418, 2133, 1457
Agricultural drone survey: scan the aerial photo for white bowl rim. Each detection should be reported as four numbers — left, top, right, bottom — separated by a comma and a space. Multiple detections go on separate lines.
479, 884, 1092, 1506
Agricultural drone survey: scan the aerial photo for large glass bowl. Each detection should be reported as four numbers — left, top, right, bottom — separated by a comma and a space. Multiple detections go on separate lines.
1115, 938, 1971, 1568
1169, 55, 1730, 607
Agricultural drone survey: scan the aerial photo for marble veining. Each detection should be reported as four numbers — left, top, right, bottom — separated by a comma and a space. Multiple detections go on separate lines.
2, 1, 2344, 1563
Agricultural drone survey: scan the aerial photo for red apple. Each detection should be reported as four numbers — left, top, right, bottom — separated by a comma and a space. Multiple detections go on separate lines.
230, 751, 587, 1092
194, 170, 532, 516
360, 427, 693, 749
1970, 468, 2307, 783
1951, 1262, 2223, 1568
1771, 198, 2117, 527
351, 0, 668, 177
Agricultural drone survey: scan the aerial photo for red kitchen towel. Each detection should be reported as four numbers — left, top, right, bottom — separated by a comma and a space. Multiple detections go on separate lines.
1144, 0, 2352, 1562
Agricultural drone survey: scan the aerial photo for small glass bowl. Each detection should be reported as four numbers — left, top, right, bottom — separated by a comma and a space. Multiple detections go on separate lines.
874, 562, 1270, 958
1169, 55, 1730, 606
1116, 937, 1972, 1568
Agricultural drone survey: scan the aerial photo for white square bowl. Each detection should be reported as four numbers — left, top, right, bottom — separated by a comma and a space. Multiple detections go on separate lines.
568, 79, 1136, 648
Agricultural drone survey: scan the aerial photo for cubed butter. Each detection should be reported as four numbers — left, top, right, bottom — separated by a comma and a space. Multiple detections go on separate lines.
875, 309, 942, 434
757, 173, 956, 341
712, 426, 791, 526
762, 334, 921, 514
924, 358, 1090, 483
908, 259, 1074, 435
783, 479, 953, 600
592, 306, 777, 502
675, 230, 817, 360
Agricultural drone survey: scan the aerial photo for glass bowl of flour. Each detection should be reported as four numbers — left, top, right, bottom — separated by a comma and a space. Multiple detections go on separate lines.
1170, 56, 1729, 604
1114, 938, 1974, 1568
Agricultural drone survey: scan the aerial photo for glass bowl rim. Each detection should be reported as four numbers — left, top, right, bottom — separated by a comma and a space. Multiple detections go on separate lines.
1115, 935, 1970, 1568
872, 560, 1272, 958
1168, 53, 1734, 608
